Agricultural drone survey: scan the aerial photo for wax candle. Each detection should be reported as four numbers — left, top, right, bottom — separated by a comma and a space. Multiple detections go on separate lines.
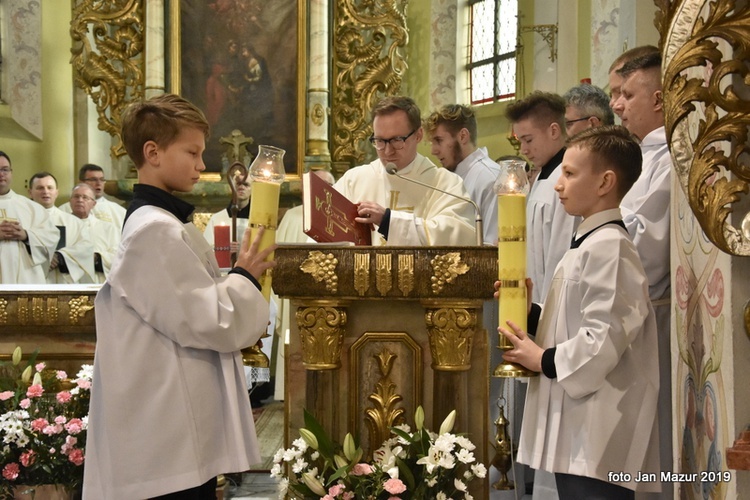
497, 193, 527, 343
214, 224, 231, 268
249, 180, 281, 300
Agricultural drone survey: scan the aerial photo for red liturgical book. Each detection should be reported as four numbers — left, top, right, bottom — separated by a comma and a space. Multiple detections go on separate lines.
303, 172, 372, 246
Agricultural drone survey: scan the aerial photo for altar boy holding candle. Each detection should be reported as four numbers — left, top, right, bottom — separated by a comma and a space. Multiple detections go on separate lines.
498, 126, 660, 499
84, 93, 276, 500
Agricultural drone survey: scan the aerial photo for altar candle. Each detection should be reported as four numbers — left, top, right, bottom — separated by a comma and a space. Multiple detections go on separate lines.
497, 193, 527, 342
214, 224, 231, 269
249, 179, 281, 300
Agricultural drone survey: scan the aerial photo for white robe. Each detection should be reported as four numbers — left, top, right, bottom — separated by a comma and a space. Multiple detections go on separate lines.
61, 195, 126, 229
519, 209, 660, 493
0, 190, 58, 284
526, 164, 580, 302
45, 206, 96, 284
79, 215, 120, 283
202, 208, 249, 246
455, 147, 501, 244
83, 205, 269, 499
621, 126, 672, 498
334, 154, 476, 246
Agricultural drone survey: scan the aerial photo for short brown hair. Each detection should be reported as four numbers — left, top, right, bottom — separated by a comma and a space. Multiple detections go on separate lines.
617, 51, 662, 81
121, 93, 209, 168
566, 125, 642, 199
505, 91, 566, 130
371, 96, 422, 131
423, 105, 477, 144
608, 45, 659, 73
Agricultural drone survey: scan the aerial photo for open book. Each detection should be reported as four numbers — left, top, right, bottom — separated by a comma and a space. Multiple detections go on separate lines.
302, 172, 372, 246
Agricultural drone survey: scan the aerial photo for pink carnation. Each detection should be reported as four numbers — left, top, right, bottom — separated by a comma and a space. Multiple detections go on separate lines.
35, 362, 45, 372
26, 384, 43, 398
76, 379, 91, 390
65, 418, 84, 435
20, 450, 36, 467
56, 370, 67, 380
31, 418, 49, 431
43, 424, 63, 435
19, 398, 30, 409
328, 484, 345, 496
0, 391, 14, 401
2, 463, 19, 480
68, 448, 84, 466
350, 463, 373, 476
383, 478, 406, 495
56, 391, 72, 403
54, 415, 67, 425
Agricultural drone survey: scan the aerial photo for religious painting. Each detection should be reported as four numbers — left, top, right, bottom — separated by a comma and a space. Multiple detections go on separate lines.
169, 0, 304, 178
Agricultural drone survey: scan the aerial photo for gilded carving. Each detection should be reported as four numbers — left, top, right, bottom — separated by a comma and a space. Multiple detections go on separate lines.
376, 254, 392, 296
47, 297, 59, 324
70, 0, 145, 158
354, 252, 370, 296
311, 103, 326, 127
18, 298, 29, 325
424, 306, 477, 371
397, 254, 414, 296
662, 0, 750, 256
300, 251, 339, 293
69, 296, 95, 325
331, 0, 408, 166
430, 252, 470, 294
296, 305, 348, 369
0, 298, 7, 325
364, 349, 406, 453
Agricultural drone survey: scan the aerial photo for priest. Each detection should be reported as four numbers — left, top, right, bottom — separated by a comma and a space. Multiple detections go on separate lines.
69, 183, 120, 283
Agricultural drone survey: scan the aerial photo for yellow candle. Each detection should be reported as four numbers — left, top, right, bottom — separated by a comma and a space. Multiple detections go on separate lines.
497, 193, 526, 347
249, 180, 281, 300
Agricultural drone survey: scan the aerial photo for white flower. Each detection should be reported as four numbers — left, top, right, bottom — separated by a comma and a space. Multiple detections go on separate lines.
455, 436, 475, 451
471, 463, 487, 478
269, 463, 283, 478
455, 448, 475, 464
437, 452, 456, 470
454, 478, 467, 492
464, 494, 474, 500
283, 447, 301, 462
416, 452, 439, 474
434, 434, 457, 453
276, 477, 289, 498
311, 451, 320, 460
436, 493, 447, 500
273, 448, 285, 463
427, 477, 438, 487
292, 457, 309, 474
292, 437, 308, 452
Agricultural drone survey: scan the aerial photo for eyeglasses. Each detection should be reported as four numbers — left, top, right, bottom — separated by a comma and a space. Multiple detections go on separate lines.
565, 116, 592, 127
369, 129, 417, 151
71, 194, 95, 202
0, 168, 11, 174
83, 177, 106, 183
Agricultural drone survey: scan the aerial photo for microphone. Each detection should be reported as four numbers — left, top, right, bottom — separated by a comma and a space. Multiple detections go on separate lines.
384, 163, 483, 246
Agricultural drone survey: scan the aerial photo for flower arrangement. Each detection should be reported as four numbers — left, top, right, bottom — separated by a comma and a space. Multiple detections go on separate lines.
0, 347, 91, 499
271, 407, 486, 499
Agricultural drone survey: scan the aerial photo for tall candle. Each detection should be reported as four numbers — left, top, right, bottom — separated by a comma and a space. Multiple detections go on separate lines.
497, 193, 527, 344
214, 224, 231, 269
249, 180, 281, 300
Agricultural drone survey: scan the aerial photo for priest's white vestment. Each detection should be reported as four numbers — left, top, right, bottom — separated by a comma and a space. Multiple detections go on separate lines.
334, 155, 476, 245
0, 190, 58, 284
61, 195, 126, 229
45, 206, 96, 284
79, 214, 120, 283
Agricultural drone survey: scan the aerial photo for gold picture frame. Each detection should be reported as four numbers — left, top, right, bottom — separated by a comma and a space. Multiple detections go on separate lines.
168, 0, 306, 180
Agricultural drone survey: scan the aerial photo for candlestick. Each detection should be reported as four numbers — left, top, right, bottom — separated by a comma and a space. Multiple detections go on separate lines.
493, 160, 536, 378
213, 224, 231, 269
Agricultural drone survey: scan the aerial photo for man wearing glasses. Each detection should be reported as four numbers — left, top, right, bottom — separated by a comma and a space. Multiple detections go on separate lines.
60, 164, 126, 229
333, 96, 475, 245
562, 83, 614, 137
0, 151, 59, 284
69, 183, 120, 283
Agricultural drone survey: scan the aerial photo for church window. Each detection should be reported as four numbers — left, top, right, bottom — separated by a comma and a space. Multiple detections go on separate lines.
468, 0, 518, 104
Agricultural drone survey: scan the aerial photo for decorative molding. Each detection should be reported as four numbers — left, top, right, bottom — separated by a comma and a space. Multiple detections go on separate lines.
422, 301, 479, 371
70, 0, 145, 158
296, 302, 349, 369
364, 348, 406, 454
663, 0, 750, 256
375, 253, 392, 296
300, 250, 339, 293
331, 0, 408, 167
429, 252, 470, 294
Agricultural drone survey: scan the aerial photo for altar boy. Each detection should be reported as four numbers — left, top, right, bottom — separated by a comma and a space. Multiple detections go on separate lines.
498, 125, 660, 499
83, 93, 276, 499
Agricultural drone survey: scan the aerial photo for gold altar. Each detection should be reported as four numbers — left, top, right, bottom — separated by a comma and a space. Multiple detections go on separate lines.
274, 245, 497, 498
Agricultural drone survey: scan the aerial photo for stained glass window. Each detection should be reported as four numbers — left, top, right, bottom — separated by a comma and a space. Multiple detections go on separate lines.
469, 0, 518, 104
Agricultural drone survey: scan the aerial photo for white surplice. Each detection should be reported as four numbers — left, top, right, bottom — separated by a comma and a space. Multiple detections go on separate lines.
84, 206, 269, 499
334, 154, 476, 246
518, 209, 660, 493
45, 206, 96, 284
0, 190, 58, 284
454, 147, 501, 244
61, 195, 126, 229
526, 164, 580, 302
79, 214, 120, 283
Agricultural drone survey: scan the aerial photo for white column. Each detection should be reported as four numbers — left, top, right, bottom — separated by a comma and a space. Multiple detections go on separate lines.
306, 0, 330, 159
144, 0, 166, 98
